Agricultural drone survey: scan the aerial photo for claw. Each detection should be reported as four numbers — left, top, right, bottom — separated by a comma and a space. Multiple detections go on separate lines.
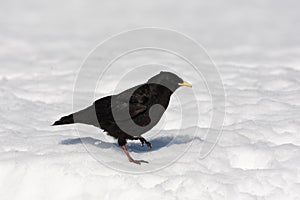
145, 141, 152, 148
129, 158, 149, 164
140, 140, 145, 147
138, 137, 151, 149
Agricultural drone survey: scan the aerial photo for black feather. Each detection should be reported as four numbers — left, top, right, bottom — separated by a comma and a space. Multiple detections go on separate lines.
53, 72, 185, 146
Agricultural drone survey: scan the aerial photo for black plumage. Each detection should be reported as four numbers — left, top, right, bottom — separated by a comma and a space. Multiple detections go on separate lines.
53, 71, 192, 164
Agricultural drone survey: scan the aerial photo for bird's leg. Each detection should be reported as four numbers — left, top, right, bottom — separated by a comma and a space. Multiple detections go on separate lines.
136, 137, 152, 148
121, 145, 148, 164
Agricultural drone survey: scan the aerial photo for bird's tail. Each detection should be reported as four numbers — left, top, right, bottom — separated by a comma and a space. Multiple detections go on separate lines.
52, 114, 74, 126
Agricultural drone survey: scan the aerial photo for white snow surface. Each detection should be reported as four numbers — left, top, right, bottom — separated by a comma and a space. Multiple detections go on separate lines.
1, 0, 300, 199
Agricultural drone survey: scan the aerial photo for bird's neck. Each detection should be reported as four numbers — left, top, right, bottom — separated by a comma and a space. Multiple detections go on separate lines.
150, 84, 173, 108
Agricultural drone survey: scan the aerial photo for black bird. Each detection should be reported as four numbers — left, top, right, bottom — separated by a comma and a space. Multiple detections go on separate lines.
53, 71, 192, 164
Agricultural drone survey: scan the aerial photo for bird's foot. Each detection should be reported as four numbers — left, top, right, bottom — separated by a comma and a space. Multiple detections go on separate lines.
145, 141, 152, 148
122, 145, 149, 165
138, 137, 152, 149
129, 158, 149, 165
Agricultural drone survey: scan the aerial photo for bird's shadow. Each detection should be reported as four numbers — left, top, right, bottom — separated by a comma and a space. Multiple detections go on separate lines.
61, 135, 203, 153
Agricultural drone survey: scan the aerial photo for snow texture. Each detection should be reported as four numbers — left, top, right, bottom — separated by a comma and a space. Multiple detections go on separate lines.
1, 0, 300, 199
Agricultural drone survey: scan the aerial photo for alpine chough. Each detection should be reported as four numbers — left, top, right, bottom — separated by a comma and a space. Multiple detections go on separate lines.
53, 71, 192, 164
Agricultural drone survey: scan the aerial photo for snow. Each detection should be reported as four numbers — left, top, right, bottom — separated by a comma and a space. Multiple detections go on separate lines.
1, 0, 300, 199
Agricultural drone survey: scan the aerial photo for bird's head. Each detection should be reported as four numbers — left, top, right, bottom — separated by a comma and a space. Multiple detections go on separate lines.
147, 71, 192, 91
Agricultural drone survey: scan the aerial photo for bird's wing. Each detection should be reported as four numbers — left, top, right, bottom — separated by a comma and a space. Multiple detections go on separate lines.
110, 84, 150, 121
70, 84, 150, 126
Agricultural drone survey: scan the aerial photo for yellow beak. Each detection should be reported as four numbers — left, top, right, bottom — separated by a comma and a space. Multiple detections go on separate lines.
178, 81, 192, 88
